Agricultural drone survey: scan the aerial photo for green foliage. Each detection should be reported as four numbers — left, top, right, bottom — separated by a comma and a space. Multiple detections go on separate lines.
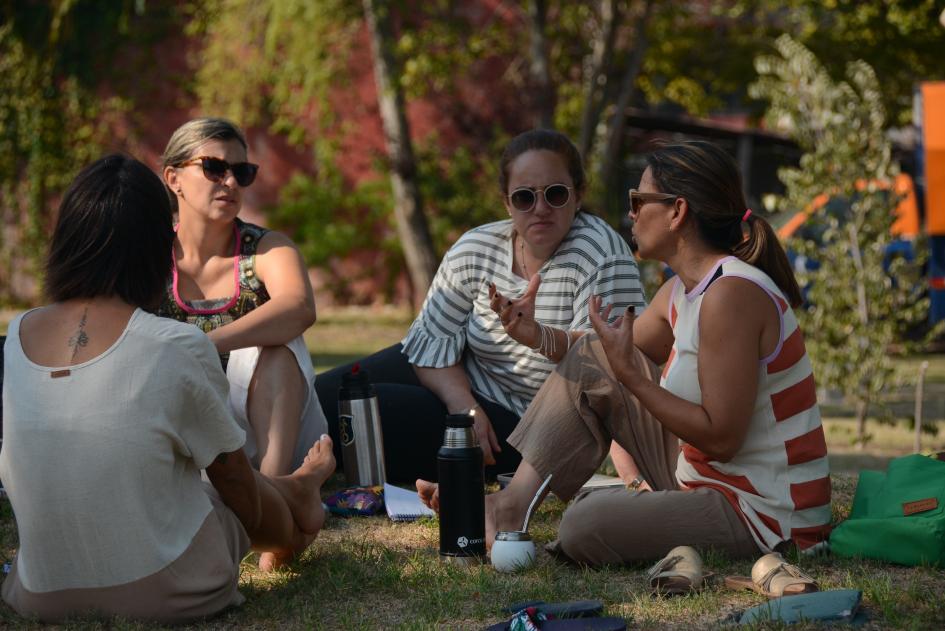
796, 0, 944, 126
396, 1, 514, 100
638, 0, 943, 124
268, 134, 506, 303
192, 0, 360, 144
186, 0, 944, 307
267, 154, 399, 303
0, 4, 141, 305
545, 2, 600, 139
3, 0, 943, 308
415, 135, 507, 251
751, 35, 935, 444
640, 1, 753, 116
269, 161, 388, 268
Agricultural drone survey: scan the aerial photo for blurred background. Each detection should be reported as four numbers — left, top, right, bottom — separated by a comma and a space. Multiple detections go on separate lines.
0, 0, 940, 304
2, 0, 945, 453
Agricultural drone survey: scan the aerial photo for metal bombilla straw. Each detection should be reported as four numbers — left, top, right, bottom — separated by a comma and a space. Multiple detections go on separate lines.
519, 473, 552, 534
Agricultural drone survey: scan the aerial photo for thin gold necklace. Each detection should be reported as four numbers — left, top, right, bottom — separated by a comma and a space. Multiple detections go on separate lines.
519, 234, 529, 279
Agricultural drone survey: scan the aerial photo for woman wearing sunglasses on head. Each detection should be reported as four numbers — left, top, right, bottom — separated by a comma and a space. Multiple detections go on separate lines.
0, 155, 335, 623
158, 118, 328, 571
425, 140, 831, 566
316, 129, 647, 483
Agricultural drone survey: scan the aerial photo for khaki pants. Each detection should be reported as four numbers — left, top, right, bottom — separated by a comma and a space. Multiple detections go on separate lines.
508, 334, 759, 565
2, 484, 250, 624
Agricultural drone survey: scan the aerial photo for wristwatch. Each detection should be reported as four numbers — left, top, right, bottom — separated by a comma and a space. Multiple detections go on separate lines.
627, 475, 646, 491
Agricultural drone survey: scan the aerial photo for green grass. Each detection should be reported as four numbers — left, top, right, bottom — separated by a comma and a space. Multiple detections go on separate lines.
3, 308, 945, 628
3, 474, 944, 629
305, 305, 413, 373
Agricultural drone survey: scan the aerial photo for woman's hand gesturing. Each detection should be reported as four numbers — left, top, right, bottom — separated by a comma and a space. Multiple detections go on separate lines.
489, 275, 542, 349
588, 294, 640, 382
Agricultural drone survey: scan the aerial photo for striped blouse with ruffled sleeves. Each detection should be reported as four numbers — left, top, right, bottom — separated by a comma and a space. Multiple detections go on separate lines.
401, 212, 647, 416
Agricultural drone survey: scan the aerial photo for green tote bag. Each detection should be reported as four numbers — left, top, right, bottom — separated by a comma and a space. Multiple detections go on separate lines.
830, 454, 945, 567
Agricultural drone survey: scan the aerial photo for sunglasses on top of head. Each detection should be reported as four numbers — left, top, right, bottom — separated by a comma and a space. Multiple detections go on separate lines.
176, 156, 259, 187
508, 183, 572, 212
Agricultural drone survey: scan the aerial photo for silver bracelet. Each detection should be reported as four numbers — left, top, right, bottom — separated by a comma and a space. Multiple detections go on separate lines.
529, 323, 543, 351
543, 322, 555, 357
533, 321, 562, 359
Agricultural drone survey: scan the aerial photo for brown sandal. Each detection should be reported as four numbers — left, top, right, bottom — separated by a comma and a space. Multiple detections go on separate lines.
724, 552, 818, 598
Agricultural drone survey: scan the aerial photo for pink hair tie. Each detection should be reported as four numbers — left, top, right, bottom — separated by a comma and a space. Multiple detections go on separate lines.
742, 208, 753, 222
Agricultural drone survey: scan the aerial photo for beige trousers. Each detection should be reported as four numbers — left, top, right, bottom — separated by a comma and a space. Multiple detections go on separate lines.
508, 334, 759, 565
2, 484, 250, 624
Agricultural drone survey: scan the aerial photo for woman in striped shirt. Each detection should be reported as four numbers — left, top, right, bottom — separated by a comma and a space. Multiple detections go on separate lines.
424, 140, 831, 565
316, 129, 647, 482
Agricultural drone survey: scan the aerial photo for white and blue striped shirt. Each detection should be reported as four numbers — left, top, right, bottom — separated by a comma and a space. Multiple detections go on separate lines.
401, 213, 647, 415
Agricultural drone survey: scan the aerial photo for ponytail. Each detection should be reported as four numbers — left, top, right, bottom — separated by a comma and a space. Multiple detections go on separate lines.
733, 214, 803, 308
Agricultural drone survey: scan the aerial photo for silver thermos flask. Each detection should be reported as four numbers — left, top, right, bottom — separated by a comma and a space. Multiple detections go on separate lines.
338, 364, 386, 486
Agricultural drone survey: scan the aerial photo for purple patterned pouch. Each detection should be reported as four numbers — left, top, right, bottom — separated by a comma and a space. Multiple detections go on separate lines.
324, 485, 384, 517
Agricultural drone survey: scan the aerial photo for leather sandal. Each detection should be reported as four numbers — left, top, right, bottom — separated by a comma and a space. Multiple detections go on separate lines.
645, 545, 709, 596
723, 552, 818, 598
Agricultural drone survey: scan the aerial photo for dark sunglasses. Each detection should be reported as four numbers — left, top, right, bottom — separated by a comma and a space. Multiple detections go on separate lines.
508, 184, 572, 212
628, 189, 679, 215
176, 156, 259, 187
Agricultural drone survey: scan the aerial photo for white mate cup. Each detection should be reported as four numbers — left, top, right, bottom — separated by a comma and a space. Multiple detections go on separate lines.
491, 531, 536, 573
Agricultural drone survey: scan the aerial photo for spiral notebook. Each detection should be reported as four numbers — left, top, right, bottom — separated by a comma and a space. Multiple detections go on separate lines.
383, 483, 436, 522
580, 473, 624, 491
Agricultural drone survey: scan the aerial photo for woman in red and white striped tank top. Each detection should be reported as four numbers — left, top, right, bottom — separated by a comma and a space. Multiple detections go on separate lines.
476, 140, 830, 565
586, 140, 831, 555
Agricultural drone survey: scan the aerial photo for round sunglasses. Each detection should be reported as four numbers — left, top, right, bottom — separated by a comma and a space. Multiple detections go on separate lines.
508, 183, 572, 212
176, 156, 259, 187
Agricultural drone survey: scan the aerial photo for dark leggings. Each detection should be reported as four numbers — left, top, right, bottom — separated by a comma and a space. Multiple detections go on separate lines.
315, 344, 522, 483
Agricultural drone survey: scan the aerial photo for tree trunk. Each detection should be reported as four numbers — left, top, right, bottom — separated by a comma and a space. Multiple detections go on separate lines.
526, 0, 555, 128
598, 0, 652, 215
854, 397, 869, 450
847, 221, 871, 449
914, 360, 929, 453
362, 0, 438, 308
578, 0, 622, 161
847, 223, 870, 329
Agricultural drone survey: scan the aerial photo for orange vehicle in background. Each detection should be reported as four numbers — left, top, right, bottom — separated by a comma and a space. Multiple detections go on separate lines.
777, 173, 921, 242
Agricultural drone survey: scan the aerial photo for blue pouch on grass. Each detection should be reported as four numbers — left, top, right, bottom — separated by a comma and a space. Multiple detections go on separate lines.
736, 589, 865, 625
324, 485, 384, 517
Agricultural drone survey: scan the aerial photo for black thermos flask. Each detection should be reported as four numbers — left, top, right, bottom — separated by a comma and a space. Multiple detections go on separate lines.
437, 412, 486, 563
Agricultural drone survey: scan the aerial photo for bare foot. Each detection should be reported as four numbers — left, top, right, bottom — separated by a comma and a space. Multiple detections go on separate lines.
416, 479, 439, 512
415, 479, 535, 551
280, 434, 335, 535
258, 550, 293, 572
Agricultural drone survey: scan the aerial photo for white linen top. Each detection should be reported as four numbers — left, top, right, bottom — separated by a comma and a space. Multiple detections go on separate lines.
0, 309, 246, 592
402, 213, 647, 415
